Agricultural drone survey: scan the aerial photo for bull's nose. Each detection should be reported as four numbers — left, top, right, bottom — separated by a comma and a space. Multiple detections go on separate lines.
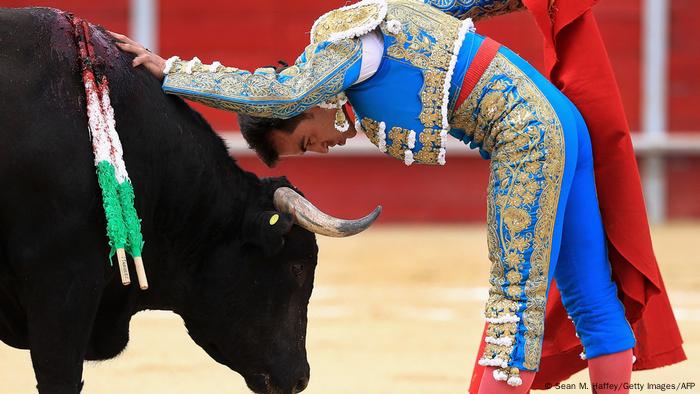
293, 375, 309, 393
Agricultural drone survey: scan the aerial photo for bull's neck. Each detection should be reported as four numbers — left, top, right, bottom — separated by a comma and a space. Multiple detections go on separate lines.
127, 119, 261, 311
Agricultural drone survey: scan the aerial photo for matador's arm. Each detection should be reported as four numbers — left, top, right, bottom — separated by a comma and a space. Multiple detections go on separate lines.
423, 0, 525, 21
161, 38, 363, 119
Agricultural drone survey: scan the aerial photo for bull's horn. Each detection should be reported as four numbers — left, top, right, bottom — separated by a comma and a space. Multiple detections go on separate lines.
273, 187, 381, 237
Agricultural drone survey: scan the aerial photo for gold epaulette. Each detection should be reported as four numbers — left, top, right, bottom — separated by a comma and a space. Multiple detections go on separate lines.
310, 0, 387, 44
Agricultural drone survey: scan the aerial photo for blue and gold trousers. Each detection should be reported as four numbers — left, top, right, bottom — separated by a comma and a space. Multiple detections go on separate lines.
449, 46, 636, 384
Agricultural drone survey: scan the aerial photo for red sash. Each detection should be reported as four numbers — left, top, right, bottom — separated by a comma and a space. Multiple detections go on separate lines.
454, 37, 502, 111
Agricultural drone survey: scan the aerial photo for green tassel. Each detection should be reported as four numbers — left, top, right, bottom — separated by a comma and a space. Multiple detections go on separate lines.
96, 161, 127, 263
117, 180, 144, 258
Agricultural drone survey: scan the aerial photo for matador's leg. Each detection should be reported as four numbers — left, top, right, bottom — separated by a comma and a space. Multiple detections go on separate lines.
473, 47, 579, 386
552, 103, 635, 392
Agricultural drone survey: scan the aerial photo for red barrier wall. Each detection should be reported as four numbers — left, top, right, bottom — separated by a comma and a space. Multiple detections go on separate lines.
2, 0, 698, 221
1, 0, 128, 32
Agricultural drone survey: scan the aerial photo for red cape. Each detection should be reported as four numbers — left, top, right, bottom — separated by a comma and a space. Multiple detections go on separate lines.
469, 1, 686, 391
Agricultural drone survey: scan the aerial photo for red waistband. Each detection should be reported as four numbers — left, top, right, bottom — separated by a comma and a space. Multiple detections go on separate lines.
454, 37, 502, 111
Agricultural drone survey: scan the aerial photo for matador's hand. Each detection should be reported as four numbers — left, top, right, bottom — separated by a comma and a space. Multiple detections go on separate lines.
108, 30, 166, 81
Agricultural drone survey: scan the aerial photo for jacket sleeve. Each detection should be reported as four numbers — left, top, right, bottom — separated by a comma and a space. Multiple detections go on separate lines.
423, 0, 524, 21
161, 38, 363, 119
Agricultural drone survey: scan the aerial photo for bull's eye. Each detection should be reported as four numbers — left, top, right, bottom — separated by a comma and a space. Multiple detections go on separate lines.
291, 263, 306, 285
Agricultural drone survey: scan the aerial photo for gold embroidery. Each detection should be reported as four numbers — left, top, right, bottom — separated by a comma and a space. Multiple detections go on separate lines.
419, 71, 445, 128
311, 0, 386, 44
386, 126, 413, 160
361, 117, 433, 163
460, 54, 566, 371
162, 39, 362, 119
360, 117, 384, 147
383, 0, 463, 133
413, 130, 442, 163
425, 0, 525, 21
502, 207, 531, 233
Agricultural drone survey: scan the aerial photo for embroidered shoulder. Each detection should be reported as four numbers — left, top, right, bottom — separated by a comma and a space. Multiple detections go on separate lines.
311, 0, 388, 44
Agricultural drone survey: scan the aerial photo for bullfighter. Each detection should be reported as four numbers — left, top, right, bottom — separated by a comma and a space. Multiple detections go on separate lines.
111, 0, 684, 392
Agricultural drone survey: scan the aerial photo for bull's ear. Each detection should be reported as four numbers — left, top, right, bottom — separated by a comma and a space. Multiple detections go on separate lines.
242, 210, 294, 256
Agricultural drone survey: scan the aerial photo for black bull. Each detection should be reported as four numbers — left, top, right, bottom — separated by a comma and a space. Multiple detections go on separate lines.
0, 7, 320, 394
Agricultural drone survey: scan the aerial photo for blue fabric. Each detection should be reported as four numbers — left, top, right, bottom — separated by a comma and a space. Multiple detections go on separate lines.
498, 46, 636, 366
347, 33, 432, 134
161, 39, 363, 119
424, 0, 522, 20
424, 0, 505, 19
346, 32, 482, 158
346, 41, 426, 136
552, 102, 637, 359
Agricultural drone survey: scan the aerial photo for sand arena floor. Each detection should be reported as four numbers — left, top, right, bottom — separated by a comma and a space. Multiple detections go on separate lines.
1, 223, 699, 393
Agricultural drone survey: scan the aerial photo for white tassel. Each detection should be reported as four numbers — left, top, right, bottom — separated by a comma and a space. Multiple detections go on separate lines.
579, 351, 587, 360
85, 82, 110, 164
485, 314, 520, 324
441, 19, 472, 131
385, 19, 402, 34
438, 148, 446, 165
467, 18, 476, 33
355, 119, 364, 133
493, 369, 508, 381
507, 376, 523, 387
407, 130, 416, 149
377, 122, 387, 152
337, 93, 348, 106
435, 18, 474, 166
438, 130, 448, 165
185, 56, 201, 74
335, 120, 350, 132
404, 150, 414, 166
485, 336, 514, 346
99, 85, 129, 183
317, 102, 336, 109
478, 357, 509, 368
163, 56, 180, 75
632, 355, 637, 364
318, 93, 347, 109
208, 61, 222, 72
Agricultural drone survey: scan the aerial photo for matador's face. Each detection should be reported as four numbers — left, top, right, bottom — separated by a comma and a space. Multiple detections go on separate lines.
270, 106, 357, 157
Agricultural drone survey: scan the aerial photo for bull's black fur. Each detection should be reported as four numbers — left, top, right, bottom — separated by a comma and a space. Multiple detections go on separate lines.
0, 7, 316, 394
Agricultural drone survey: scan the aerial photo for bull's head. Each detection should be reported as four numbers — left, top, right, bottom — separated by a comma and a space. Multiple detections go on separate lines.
178, 177, 380, 394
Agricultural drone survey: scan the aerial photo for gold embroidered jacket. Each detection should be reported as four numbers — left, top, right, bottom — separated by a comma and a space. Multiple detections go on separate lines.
161, 39, 363, 119
422, 0, 524, 20
161, 0, 477, 165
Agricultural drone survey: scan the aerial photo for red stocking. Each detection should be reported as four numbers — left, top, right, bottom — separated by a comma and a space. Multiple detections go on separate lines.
587, 349, 633, 393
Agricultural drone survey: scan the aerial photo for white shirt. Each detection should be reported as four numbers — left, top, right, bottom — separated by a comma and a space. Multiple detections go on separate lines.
355, 29, 384, 84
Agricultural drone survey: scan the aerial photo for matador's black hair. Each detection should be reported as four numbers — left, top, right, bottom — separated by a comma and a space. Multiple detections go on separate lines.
237, 61, 308, 167
238, 113, 309, 167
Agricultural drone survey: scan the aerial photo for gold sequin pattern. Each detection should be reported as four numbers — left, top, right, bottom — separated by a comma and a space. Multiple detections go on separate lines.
162, 39, 362, 119
413, 130, 442, 163
383, 0, 463, 133
386, 126, 415, 160
424, 0, 524, 21
455, 53, 566, 371
360, 117, 384, 147
311, 1, 385, 44
342, 0, 464, 164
